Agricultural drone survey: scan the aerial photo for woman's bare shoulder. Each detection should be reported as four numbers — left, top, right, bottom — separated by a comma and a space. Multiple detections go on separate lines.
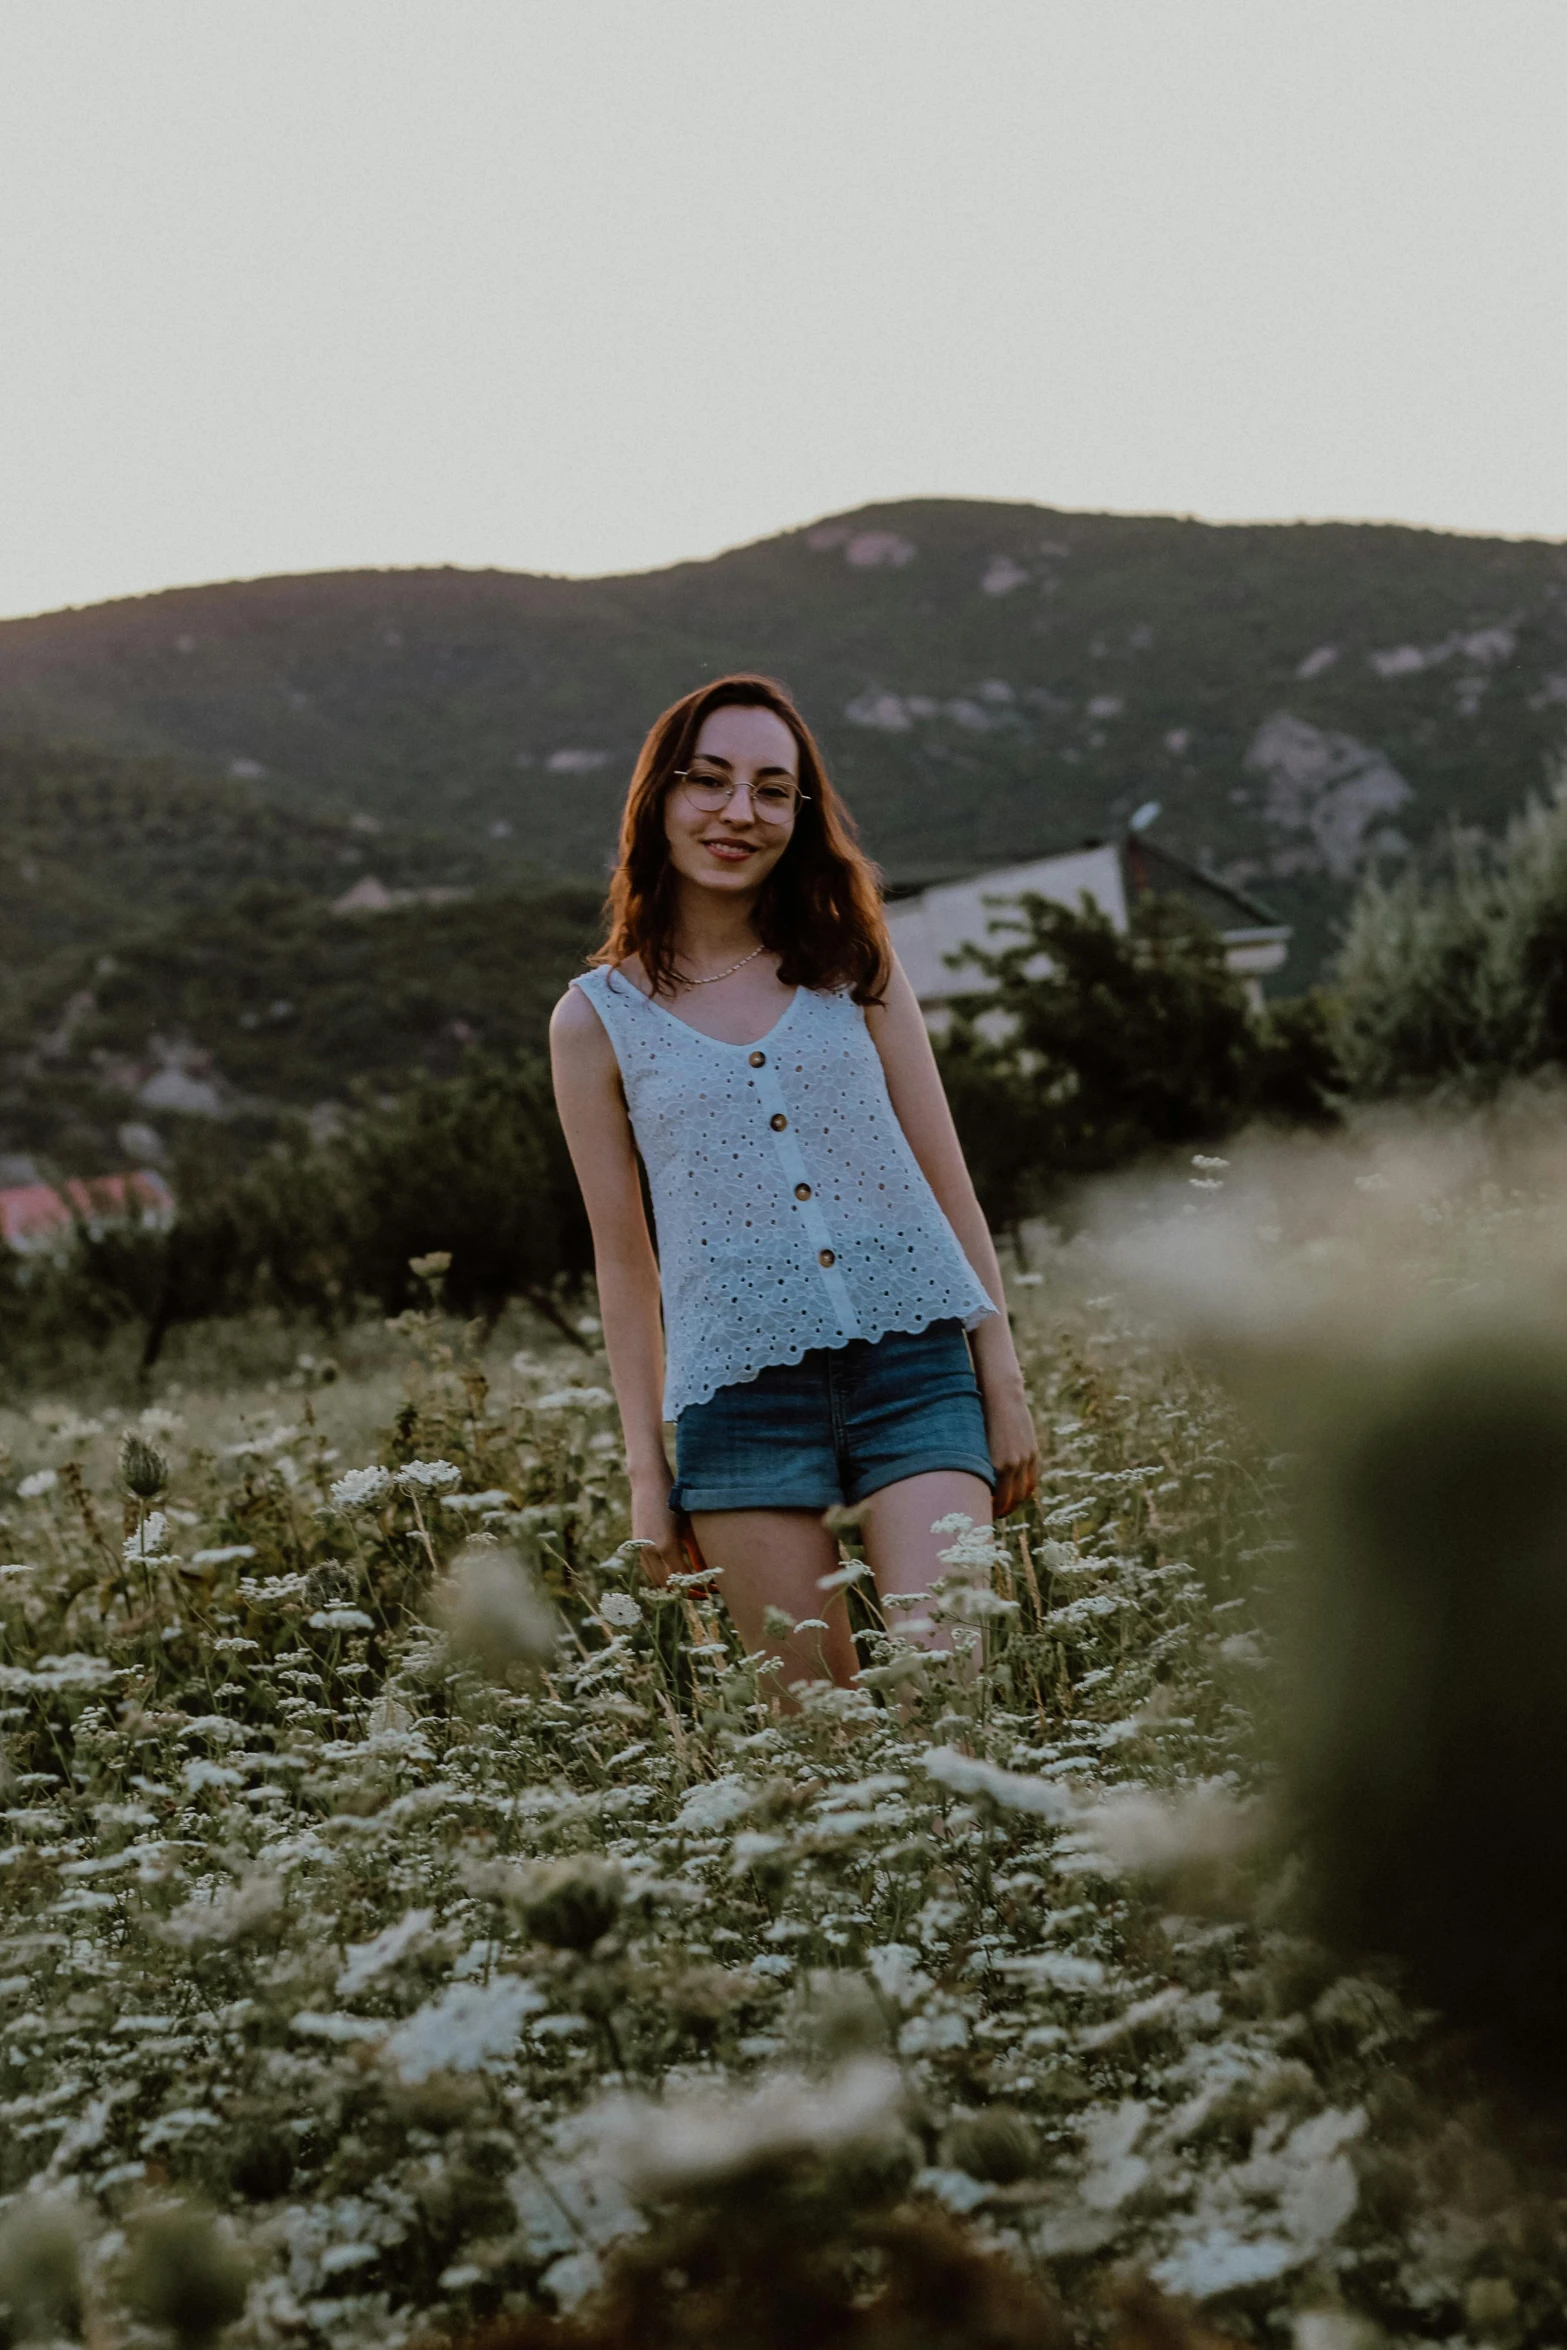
551, 978, 606, 1042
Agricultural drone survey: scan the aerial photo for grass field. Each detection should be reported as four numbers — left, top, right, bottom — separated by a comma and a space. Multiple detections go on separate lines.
1, 1146, 1564, 2347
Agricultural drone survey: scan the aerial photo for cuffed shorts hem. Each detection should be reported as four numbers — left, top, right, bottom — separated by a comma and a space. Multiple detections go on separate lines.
843, 1449, 996, 1507
671, 1483, 839, 1514
672, 1452, 996, 1515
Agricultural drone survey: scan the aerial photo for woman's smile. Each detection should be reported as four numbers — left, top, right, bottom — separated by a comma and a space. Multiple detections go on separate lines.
701, 835, 761, 863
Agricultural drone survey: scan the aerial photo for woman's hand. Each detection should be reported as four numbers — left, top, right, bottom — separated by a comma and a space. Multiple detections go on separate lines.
628, 1468, 685, 1587
980, 1369, 1040, 1519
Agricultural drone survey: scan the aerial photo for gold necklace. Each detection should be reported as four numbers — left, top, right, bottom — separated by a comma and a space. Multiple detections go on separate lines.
676, 942, 766, 987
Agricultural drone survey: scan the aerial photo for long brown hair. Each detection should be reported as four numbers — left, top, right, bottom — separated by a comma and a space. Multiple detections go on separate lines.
593, 674, 890, 1003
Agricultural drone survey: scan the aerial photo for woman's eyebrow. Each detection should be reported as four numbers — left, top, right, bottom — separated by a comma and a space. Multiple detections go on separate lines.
690, 754, 797, 778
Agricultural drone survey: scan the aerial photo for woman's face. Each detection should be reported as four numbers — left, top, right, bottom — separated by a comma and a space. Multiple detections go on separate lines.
662, 704, 801, 900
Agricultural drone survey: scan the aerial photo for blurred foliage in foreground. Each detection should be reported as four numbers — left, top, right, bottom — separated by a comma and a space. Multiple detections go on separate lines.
5, 1141, 1567, 2342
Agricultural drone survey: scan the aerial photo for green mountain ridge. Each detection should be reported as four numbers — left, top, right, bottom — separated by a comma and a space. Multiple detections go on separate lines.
3, 498, 1566, 1176
4, 501, 1565, 946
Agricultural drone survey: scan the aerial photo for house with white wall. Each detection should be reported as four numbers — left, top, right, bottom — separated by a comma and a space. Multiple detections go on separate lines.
884, 829, 1290, 1026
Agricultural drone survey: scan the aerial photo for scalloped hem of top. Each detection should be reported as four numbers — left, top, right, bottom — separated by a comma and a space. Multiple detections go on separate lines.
665, 1299, 998, 1424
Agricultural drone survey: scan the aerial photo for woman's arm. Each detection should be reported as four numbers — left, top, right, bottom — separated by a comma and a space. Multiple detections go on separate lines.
549, 987, 683, 1582
865, 954, 1039, 1515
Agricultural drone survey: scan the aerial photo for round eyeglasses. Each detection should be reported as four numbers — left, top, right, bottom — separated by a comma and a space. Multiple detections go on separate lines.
674, 768, 808, 825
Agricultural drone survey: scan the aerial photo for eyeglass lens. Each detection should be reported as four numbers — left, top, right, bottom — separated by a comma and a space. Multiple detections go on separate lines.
680, 769, 801, 820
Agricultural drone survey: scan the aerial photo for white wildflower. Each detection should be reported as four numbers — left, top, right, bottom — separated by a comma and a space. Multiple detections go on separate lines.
291, 2012, 389, 2044
395, 1457, 462, 1490
384, 1974, 545, 2083
865, 1943, 932, 2009
0, 1653, 118, 1693
915, 2166, 990, 2214
922, 1747, 1077, 1821
328, 1465, 393, 1510
533, 1387, 613, 1411
190, 1545, 257, 1568
585, 2057, 906, 2196
997, 1948, 1107, 1990
177, 1713, 246, 1745
440, 1489, 512, 1512
1070, 1779, 1262, 1877
223, 1423, 301, 1458
598, 1591, 642, 1629
162, 1874, 283, 1946
366, 1692, 415, 1737
933, 1583, 1019, 1623
337, 1908, 434, 1997
308, 1606, 375, 1632
1080, 2099, 1152, 2210
17, 1470, 58, 1500
52, 1412, 105, 1443
674, 1775, 756, 1833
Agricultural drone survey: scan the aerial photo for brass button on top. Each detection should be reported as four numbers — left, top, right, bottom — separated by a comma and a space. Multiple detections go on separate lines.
769, 1112, 788, 1131
818, 1248, 836, 1268
749, 1050, 766, 1067
794, 1182, 812, 1200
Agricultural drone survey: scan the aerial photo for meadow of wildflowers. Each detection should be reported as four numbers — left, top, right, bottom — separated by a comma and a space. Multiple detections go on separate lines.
2, 1157, 1566, 2349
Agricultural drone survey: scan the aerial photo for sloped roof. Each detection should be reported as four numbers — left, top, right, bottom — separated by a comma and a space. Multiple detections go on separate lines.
0, 1168, 175, 1250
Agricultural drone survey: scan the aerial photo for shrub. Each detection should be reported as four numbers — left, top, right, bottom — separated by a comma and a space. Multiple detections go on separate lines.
936, 893, 1339, 1226
1334, 764, 1567, 1097
0, 1050, 592, 1378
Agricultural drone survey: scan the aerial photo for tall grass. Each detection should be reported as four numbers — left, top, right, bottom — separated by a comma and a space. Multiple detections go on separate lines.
4, 1156, 1567, 2345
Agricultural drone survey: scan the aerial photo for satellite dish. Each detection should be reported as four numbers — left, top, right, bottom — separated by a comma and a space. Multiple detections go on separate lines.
1128, 800, 1162, 835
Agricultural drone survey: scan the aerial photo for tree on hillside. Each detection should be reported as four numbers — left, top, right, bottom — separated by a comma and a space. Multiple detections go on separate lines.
936, 893, 1339, 1228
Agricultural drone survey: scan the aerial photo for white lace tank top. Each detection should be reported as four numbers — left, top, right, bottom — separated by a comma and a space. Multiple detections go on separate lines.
572, 965, 997, 1420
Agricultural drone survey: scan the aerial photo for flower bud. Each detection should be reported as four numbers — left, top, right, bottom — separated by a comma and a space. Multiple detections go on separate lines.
516, 1855, 624, 1952
124, 2203, 248, 2349
0, 2194, 83, 2341
437, 1545, 559, 1676
119, 1430, 169, 1500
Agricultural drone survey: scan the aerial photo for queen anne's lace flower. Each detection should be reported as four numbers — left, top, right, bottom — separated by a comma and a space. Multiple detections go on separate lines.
123, 1511, 170, 1562
394, 1458, 462, 1490
17, 1469, 58, 1499
329, 1465, 393, 1510
384, 1976, 545, 2083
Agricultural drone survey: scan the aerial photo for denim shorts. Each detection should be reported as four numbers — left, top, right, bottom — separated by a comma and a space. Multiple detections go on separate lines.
669, 1318, 995, 1514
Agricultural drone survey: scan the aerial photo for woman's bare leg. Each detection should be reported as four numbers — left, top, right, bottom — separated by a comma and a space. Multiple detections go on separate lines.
860, 1470, 994, 1653
689, 1508, 855, 1691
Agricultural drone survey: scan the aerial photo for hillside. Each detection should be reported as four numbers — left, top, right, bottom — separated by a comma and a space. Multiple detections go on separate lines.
4, 500, 1566, 986
0, 881, 601, 1174
0, 738, 506, 1001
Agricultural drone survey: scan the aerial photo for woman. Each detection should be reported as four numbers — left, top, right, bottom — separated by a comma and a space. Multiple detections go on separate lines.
550, 674, 1038, 1689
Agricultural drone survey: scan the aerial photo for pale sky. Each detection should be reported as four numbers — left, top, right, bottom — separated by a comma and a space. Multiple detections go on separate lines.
1, 0, 1564, 620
